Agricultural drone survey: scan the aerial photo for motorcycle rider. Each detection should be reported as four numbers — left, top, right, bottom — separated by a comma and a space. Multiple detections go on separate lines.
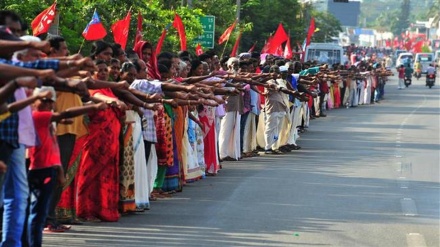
414, 59, 422, 79
426, 63, 436, 86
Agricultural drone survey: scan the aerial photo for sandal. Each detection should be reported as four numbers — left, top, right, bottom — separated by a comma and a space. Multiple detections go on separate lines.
82, 216, 101, 223
43, 225, 65, 233
135, 207, 145, 212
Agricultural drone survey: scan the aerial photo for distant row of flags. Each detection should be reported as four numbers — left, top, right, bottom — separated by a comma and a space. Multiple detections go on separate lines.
30, 2, 318, 59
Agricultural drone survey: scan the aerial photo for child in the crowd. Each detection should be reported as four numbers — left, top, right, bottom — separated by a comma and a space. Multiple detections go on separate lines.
28, 86, 107, 247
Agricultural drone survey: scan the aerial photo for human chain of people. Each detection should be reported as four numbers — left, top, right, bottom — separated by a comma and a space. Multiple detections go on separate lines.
0, 1, 439, 246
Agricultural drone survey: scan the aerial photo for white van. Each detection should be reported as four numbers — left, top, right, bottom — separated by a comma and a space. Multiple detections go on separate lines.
396, 52, 413, 68
434, 50, 440, 64
414, 53, 434, 74
304, 43, 344, 67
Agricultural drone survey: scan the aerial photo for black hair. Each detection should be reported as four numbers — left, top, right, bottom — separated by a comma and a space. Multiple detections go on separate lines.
47, 35, 65, 50
251, 51, 260, 59
158, 58, 172, 70
90, 40, 112, 59
220, 56, 229, 66
111, 43, 123, 57
189, 59, 202, 76
95, 59, 107, 66
198, 53, 210, 62
180, 56, 191, 63
275, 59, 286, 67
110, 58, 120, 64
131, 58, 142, 73
126, 49, 139, 60
157, 51, 176, 61
121, 62, 135, 72
239, 60, 250, 68
158, 64, 169, 74
177, 50, 191, 59
0, 10, 21, 25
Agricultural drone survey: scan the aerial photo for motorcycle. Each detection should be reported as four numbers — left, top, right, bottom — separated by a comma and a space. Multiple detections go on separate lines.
414, 69, 421, 80
404, 75, 412, 87
426, 74, 435, 89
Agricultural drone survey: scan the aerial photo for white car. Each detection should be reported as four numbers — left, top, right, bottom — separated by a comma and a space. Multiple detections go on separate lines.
396, 52, 414, 67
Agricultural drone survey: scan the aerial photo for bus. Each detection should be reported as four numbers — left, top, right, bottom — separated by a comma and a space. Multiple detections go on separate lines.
304, 43, 345, 67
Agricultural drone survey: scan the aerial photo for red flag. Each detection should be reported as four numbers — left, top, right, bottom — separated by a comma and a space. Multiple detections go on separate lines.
393, 37, 399, 48
31, 3, 57, 36
195, 43, 204, 56
155, 28, 168, 55
306, 17, 316, 46
82, 10, 107, 41
248, 42, 256, 53
412, 40, 424, 53
134, 11, 143, 47
284, 36, 292, 59
275, 45, 283, 57
172, 14, 186, 51
261, 35, 273, 53
267, 23, 288, 54
218, 19, 237, 44
111, 11, 131, 50
230, 32, 242, 57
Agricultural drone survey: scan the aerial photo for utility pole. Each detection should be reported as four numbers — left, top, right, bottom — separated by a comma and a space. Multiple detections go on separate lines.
236, 0, 241, 23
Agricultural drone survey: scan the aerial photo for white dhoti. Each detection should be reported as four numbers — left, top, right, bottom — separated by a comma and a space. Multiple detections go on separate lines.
264, 111, 286, 150
147, 145, 158, 194
219, 111, 241, 160
256, 112, 266, 148
243, 112, 257, 153
134, 115, 149, 209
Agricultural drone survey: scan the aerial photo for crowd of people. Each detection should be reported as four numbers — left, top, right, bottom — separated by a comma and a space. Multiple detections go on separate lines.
0, 10, 394, 247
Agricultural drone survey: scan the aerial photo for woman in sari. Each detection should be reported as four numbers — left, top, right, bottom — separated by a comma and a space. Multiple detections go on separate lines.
118, 63, 138, 214
76, 60, 127, 222
119, 62, 152, 211
189, 60, 219, 176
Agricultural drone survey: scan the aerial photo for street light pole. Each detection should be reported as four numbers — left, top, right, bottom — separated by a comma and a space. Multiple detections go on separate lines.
236, 0, 241, 23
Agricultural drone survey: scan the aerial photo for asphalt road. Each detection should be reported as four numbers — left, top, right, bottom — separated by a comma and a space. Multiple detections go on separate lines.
44, 75, 440, 247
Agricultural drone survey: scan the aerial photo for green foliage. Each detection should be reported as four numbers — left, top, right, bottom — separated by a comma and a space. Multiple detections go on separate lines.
421, 45, 431, 53
0, 0, 343, 56
310, 10, 343, 43
241, 0, 304, 53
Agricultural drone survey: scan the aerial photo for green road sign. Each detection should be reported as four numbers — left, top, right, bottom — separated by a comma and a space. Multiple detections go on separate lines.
193, 15, 215, 49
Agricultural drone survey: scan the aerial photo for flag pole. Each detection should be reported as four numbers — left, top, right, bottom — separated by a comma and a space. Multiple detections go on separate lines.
77, 39, 85, 54
220, 37, 230, 59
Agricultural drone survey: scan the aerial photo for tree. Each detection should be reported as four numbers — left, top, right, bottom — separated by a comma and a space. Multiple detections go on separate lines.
1, 0, 203, 54
392, 0, 411, 35
240, 0, 303, 52
427, 0, 440, 28
309, 10, 343, 43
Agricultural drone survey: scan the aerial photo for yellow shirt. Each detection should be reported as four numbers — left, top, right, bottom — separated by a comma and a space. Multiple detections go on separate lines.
54, 92, 88, 138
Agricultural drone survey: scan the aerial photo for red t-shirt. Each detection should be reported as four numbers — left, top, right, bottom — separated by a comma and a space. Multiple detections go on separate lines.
29, 111, 61, 170
398, 67, 405, 78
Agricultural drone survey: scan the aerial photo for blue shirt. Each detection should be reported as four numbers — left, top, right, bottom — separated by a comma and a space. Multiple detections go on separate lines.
0, 59, 60, 71
0, 96, 19, 148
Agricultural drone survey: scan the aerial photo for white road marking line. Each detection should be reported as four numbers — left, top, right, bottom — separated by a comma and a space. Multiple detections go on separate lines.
401, 198, 418, 216
406, 233, 427, 247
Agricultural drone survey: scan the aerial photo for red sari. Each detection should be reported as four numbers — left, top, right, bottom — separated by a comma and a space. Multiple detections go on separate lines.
199, 105, 219, 174
76, 89, 123, 222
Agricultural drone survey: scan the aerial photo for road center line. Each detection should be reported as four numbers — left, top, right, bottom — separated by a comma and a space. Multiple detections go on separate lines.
400, 198, 418, 216
406, 233, 427, 247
